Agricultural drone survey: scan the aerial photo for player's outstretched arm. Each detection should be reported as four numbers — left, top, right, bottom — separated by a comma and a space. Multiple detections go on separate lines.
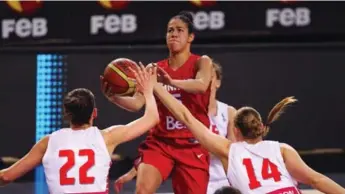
153, 82, 230, 161
281, 143, 345, 194
102, 65, 159, 151
157, 55, 213, 94
0, 136, 49, 186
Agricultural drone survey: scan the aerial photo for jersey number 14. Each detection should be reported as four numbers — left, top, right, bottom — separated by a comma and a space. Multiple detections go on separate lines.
243, 158, 281, 190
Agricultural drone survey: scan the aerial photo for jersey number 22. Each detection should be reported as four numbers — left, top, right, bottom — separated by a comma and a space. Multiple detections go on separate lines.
59, 149, 95, 185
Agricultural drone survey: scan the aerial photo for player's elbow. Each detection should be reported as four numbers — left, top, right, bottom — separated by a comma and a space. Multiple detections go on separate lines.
152, 113, 160, 126
189, 83, 208, 94
198, 84, 209, 93
198, 80, 210, 93
127, 104, 144, 112
308, 173, 328, 188
120, 100, 145, 112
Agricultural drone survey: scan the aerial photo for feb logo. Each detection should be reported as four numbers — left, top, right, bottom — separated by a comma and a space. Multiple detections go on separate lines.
189, 0, 216, 7
98, 0, 130, 11
5, 0, 42, 15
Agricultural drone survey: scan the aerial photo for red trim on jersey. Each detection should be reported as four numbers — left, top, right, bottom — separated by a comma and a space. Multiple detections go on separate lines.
267, 186, 301, 194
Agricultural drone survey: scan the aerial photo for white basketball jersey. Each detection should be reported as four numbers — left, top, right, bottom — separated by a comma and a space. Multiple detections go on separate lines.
43, 127, 111, 194
227, 141, 299, 194
208, 101, 230, 182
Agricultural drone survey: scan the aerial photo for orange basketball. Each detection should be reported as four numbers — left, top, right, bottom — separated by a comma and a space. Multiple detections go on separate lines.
103, 58, 137, 96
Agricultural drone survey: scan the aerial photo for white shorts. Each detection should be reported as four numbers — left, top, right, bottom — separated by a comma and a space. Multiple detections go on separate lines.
207, 179, 231, 194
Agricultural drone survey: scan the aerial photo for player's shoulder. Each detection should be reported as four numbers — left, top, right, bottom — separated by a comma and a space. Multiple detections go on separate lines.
195, 54, 212, 68
49, 128, 69, 137
279, 142, 295, 153
196, 54, 211, 62
227, 105, 236, 114
217, 101, 236, 112
156, 59, 168, 67
259, 141, 282, 153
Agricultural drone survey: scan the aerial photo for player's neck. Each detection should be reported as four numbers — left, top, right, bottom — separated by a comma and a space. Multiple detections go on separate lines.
168, 50, 191, 69
244, 138, 262, 144
70, 123, 92, 130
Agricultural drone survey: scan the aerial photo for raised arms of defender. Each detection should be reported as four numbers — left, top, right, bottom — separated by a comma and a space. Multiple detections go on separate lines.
0, 67, 159, 186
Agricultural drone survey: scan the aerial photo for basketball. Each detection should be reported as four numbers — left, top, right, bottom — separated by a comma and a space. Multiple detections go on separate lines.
103, 58, 137, 96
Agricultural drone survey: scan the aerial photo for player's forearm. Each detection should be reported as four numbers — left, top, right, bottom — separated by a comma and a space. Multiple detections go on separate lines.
154, 84, 187, 122
108, 94, 144, 112
142, 92, 159, 126
128, 167, 137, 178
312, 175, 345, 194
170, 79, 208, 94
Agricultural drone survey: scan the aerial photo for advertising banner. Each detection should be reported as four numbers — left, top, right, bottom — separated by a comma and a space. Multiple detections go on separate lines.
1, 1, 344, 46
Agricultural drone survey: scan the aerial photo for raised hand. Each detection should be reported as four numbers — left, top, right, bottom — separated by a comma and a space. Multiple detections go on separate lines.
129, 62, 157, 95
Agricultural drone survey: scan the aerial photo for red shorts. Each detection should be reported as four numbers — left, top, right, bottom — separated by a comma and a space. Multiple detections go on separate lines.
134, 135, 210, 194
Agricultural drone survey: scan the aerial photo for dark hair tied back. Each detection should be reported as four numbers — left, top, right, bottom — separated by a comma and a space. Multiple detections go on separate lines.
175, 11, 194, 34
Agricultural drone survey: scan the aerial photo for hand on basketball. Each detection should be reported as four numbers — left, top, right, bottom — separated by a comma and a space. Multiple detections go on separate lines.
157, 66, 173, 85
100, 76, 115, 98
129, 62, 157, 95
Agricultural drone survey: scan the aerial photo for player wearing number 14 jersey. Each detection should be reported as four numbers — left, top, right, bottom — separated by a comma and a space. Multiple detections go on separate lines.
148, 74, 345, 194
0, 76, 159, 194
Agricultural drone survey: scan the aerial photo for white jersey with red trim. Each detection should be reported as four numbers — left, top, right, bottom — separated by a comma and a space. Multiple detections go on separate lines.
42, 127, 111, 194
227, 141, 300, 194
207, 101, 231, 194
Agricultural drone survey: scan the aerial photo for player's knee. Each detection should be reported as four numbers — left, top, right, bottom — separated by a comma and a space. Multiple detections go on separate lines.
135, 173, 161, 194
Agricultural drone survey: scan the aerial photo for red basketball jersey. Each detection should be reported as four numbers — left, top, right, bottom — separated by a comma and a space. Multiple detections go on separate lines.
152, 54, 211, 138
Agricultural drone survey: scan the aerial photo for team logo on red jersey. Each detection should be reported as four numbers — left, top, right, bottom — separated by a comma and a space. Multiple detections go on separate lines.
5, 0, 42, 15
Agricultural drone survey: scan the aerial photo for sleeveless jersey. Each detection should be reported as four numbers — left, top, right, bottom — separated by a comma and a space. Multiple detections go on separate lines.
209, 101, 230, 181
227, 141, 300, 194
152, 54, 211, 138
42, 127, 111, 194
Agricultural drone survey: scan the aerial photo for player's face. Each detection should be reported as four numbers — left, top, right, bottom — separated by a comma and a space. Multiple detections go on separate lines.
211, 70, 221, 91
166, 18, 194, 53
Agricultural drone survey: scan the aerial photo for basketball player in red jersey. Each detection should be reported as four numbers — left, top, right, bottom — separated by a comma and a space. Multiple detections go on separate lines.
114, 62, 235, 194
0, 67, 159, 194
102, 11, 213, 194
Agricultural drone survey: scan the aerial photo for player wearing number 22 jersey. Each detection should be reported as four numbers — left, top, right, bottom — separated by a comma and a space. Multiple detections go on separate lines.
0, 85, 159, 194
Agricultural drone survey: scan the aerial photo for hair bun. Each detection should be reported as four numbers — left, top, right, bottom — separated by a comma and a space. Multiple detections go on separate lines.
178, 11, 193, 22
